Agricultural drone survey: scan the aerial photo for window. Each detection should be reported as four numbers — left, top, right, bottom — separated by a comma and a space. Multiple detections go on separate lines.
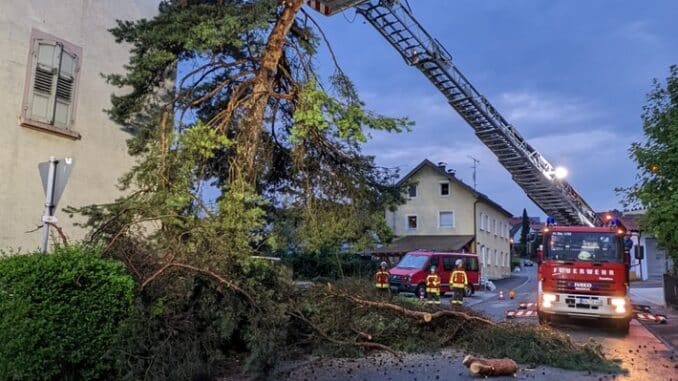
439, 211, 454, 228
439, 182, 450, 196
493, 249, 498, 266
22, 30, 81, 138
484, 214, 489, 231
464, 257, 479, 271
407, 215, 418, 230
407, 184, 417, 198
442, 256, 455, 271
492, 218, 497, 235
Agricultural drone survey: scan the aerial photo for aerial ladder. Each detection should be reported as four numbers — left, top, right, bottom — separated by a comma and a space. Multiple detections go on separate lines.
307, 0, 602, 227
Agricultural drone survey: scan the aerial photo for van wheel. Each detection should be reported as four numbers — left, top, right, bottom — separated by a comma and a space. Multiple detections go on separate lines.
414, 284, 426, 299
464, 285, 474, 297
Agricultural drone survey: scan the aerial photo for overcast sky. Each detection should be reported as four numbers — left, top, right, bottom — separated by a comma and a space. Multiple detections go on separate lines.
310, 0, 678, 218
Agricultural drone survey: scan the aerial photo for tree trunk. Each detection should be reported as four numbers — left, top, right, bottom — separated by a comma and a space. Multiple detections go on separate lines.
232, 0, 305, 187
463, 355, 518, 376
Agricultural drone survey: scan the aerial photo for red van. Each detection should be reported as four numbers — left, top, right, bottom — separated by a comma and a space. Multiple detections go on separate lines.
389, 251, 481, 297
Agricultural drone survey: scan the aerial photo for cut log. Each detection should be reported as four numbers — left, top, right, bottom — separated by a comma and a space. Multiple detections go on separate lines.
463, 355, 518, 377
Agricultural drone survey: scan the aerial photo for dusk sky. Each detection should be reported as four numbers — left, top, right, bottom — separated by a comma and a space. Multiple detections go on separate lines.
310, 0, 678, 218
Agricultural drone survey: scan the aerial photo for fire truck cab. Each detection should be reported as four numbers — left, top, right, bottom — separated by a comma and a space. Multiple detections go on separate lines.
537, 221, 633, 333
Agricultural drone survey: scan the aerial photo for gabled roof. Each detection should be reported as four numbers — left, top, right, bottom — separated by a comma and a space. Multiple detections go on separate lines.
398, 159, 513, 217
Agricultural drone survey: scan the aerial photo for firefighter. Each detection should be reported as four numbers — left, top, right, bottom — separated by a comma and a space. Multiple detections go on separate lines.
375, 261, 390, 291
425, 265, 441, 304
450, 259, 468, 306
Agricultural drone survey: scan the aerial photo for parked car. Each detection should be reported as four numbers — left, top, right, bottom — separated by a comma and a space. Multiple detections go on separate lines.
389, 251, 481, 297
523, 259, 534, 267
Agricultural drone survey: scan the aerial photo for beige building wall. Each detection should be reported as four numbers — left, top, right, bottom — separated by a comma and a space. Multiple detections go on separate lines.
386, 166, 476, 236
386, 162, 512, 279
475, 203, 511, 279
0, 0, 159, 251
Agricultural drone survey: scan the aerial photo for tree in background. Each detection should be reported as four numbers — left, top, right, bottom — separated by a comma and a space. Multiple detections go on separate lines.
623, 65, 678, 274
519, 208, 530, 250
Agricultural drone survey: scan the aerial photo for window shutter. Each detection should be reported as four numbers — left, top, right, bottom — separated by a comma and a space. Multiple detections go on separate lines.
28, 41, 60, 123
54, 50, 76, 128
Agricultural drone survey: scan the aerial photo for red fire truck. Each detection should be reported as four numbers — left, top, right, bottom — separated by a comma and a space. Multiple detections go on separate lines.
536, 218, 633, 332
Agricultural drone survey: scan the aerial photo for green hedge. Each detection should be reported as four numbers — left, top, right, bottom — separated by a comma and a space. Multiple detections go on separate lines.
0, 245, 134, 380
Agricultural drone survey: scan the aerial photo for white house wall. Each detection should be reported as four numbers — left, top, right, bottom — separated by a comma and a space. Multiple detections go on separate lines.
0, 0, 160, 251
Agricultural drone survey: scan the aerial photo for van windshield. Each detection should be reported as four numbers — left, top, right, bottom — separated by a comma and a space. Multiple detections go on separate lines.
396, 254, 429, 269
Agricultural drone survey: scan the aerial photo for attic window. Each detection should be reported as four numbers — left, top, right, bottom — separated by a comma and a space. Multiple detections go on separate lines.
408, 184, 417, 198
440, 182, 449, 196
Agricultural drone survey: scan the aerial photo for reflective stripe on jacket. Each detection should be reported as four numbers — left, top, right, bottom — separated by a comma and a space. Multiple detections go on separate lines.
425, 274, 440, 293
450, 270, 468, 288
375, 270, 389, 288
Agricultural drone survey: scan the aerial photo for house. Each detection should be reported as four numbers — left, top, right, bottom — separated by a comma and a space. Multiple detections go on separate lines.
0, 1, 159, 251
607, 209, 673, 281
375, 159, 513, 280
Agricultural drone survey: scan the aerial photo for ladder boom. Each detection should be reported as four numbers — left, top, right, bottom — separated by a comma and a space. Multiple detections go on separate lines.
308, 0, 601, 227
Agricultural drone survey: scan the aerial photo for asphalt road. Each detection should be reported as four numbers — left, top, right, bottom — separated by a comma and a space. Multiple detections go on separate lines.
471, 266, 678, 381
280, 267, 678, 381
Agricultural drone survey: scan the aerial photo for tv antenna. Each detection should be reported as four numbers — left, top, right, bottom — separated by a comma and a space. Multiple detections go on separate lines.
468, 155, 480, 189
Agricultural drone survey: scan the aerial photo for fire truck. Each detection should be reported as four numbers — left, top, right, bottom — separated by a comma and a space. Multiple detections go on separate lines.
536, 217, 633, 332
306, 1, 632, 330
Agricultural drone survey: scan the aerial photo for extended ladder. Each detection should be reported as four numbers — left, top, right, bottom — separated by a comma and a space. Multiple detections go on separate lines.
307, 0, 601, 226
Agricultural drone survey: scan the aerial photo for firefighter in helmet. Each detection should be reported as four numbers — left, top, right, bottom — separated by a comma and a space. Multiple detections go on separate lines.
450, 259, 468, 306
425, 265, 441, 304
374, 261, 390, 291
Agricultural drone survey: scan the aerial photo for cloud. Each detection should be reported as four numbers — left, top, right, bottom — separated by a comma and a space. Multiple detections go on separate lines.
495, 91, 605, 136
617, 20, 660, 46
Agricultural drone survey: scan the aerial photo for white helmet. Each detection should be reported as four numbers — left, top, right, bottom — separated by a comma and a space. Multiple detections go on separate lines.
455, 259, 463, 267
380, 261, 388, 269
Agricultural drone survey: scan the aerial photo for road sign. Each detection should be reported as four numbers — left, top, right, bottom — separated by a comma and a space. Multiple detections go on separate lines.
38, 157, 74, 253
39, 157, 74, 208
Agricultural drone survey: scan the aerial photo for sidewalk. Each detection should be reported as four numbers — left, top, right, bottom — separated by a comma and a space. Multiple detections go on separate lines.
629, 287, 665, 306
629, 285, 678, 351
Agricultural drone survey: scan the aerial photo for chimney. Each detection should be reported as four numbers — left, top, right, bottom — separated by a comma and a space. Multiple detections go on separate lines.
437, 161, 446, 171
447, 168, 456, 176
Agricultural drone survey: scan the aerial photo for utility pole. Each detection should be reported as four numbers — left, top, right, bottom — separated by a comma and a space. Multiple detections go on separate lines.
468, 155, 479, 189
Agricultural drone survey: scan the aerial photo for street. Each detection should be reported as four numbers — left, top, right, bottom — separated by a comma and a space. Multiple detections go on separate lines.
283, 267, 678, 381
468, 266, 677, 380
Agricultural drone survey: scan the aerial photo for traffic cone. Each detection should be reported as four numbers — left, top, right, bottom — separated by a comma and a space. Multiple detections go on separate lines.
509, 290, 516, 299
498, 290, 504, 300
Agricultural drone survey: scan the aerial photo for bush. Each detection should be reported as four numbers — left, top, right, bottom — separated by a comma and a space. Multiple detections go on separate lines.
0, 245, 134, 380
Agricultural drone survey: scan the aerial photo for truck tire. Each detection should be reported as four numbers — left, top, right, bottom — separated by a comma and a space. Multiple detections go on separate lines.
612, 318, 630, 335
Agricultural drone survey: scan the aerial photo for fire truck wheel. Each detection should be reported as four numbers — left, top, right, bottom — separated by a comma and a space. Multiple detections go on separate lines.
612, 318, 630, 335
538, 312, 550, 325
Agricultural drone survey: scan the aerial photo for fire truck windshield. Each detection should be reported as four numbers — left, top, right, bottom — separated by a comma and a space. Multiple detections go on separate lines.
545, 231, 622, 262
